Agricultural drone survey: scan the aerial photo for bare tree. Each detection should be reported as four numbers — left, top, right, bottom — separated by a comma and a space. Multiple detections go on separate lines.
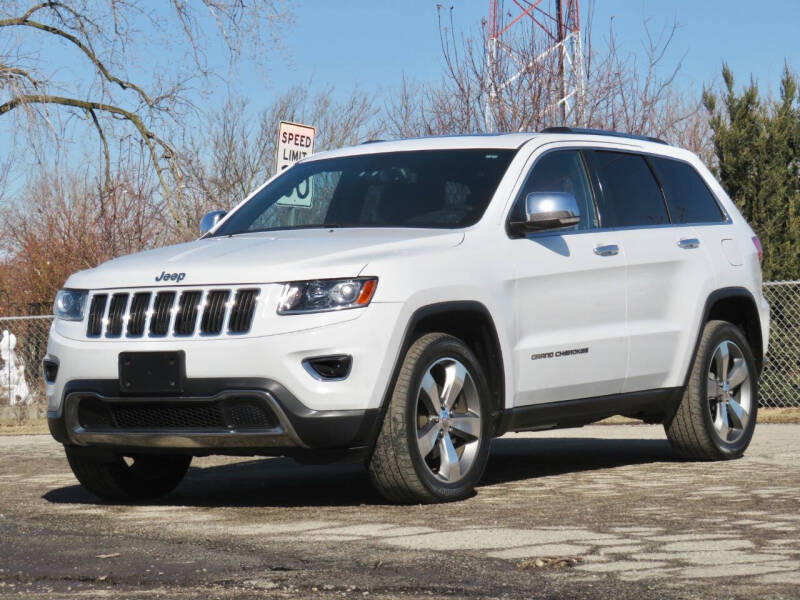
0, 150, 163, 309
0, 0, 292, 233
385, 6, 711, 157
178, 85, 382, 229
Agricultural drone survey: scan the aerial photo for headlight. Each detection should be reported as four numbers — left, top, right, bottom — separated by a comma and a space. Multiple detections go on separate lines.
277, 278, 377, 315
53, 289, 88, 321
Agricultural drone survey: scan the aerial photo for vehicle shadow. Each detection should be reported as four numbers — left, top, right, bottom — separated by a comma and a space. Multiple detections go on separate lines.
43, 435, 679, 508
482, 436, 677, 486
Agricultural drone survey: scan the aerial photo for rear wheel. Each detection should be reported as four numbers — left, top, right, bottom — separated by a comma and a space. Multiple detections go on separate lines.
665, 320, 758, 460
65, 447, 191, 501
369, 333, 492, 503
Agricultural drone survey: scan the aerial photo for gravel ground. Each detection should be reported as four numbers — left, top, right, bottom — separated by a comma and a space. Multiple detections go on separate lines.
1, 424, 799, 599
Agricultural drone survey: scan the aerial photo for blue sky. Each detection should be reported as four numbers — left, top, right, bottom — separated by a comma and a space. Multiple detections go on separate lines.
1, 0, 798, 198
236, 0, 799, 103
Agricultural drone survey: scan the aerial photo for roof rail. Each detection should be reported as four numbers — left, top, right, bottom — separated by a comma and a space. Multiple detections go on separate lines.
539, 127, 669, 145
360, 139, 386, 144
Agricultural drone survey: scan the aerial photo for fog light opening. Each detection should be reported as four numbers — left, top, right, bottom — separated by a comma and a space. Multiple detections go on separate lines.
43, 356, 59, 384
303, 355, 352, 380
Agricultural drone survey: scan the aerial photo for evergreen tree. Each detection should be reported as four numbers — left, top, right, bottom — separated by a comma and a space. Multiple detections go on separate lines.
704, 64, 800, 281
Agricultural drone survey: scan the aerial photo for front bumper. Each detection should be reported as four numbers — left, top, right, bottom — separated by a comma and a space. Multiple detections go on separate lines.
48, 377, 379, 457
46, 302, 405, 415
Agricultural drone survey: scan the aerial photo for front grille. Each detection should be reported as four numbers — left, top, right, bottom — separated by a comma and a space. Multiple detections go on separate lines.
77, 398, 277, 431
84, 287, 259, 338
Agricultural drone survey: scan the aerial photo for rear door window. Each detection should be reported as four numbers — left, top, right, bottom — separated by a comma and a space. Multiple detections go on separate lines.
649, 157, 726, 224
590, 151, 669, 228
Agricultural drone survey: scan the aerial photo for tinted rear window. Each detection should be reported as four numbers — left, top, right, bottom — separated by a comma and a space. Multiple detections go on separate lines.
650, 157, 725, 224
591, 151, 669, 228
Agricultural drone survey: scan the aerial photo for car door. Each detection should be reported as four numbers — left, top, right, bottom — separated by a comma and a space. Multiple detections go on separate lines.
585, 149, 715, 393
509, 149, 628, 406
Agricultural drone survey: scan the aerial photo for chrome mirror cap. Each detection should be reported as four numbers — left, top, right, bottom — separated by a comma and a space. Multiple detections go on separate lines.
200, 210, 227, 235
522, 192, 580, 231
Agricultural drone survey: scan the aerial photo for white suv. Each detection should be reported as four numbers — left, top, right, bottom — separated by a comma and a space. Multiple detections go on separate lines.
45, 128, 770, 503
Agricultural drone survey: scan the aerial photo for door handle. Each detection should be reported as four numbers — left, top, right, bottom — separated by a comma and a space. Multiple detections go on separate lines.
678, 238, 700, 249
593, 244, 619, 257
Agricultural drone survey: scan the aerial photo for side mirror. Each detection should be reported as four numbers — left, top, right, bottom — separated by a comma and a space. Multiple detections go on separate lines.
513, 192, 580, 233
200, 210, 227, 235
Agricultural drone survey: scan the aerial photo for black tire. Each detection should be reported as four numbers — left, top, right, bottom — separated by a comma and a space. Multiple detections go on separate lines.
369, 333, 492, 504
665, 320, 758, 460
65, 447, 191, 501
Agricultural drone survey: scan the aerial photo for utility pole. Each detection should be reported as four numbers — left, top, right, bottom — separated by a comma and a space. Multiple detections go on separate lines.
484, 0, 586, 131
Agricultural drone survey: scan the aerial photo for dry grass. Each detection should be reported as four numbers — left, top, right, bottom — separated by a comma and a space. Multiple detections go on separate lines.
758, 407, 800, 423
0, 418, 49, 435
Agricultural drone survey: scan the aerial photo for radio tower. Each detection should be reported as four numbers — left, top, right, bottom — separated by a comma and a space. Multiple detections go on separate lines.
485, 0, 586, 131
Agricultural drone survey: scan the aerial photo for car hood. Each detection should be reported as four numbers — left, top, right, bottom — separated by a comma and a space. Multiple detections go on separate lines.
65, 228, 465, 289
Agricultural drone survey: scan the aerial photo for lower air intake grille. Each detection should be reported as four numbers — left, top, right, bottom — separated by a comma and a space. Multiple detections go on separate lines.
77, 398, 278, 431
114, 402, 224, 429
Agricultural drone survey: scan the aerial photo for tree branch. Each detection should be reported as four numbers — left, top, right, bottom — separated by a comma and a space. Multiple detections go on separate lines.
0, 13, 155, 108
0, 93, 182, 226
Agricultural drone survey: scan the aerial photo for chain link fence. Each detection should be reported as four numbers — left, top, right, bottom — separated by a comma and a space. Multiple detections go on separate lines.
1, 283, 799, 418
0, 316, 52, 422
760, 281, 800, 408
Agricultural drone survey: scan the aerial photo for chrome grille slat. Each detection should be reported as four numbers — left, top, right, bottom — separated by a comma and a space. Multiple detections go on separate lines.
228, 289, 259, 333
149, 291, 176, 336
87, 294, 108, 337
201, 290, 230, 334
174, 291, 202, 336
106, 293, 129, 337
127, 292, 151, 336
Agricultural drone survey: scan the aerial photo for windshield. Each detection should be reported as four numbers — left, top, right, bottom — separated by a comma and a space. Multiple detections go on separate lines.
212, 149, 516, 235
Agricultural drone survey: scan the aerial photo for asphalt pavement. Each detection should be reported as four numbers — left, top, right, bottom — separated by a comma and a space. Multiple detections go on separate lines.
1, 424, 799, 599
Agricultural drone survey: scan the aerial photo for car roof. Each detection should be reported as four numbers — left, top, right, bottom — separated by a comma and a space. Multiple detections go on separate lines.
304, 131, 694, 163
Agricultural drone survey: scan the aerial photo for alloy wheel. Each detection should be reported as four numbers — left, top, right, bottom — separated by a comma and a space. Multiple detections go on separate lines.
415, 357, 482, 483
707, 340, 752, 444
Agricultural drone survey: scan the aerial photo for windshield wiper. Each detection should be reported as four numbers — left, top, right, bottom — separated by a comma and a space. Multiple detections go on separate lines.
216, 224, 345, 237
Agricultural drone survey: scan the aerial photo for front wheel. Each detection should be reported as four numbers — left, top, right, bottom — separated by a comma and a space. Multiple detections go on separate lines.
369, 333, 492, 504
65, 447, 191, 501
665, 320, 758, 460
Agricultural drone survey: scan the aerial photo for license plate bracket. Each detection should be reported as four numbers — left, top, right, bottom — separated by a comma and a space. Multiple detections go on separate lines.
119, 351, 185, 395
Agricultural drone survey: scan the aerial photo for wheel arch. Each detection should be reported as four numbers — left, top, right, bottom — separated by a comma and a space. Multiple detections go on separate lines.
688, 287, 764, 386
366, 301, 507, 452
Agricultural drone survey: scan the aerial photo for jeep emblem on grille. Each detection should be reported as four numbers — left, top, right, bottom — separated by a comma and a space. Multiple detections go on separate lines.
155, 271, 186, 283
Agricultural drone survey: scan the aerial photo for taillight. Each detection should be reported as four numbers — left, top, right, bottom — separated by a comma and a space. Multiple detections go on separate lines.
752, 236, 763, 262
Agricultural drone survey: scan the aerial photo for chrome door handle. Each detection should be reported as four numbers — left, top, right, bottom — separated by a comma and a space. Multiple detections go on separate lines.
678, 238, 700, 249
593, 244, 619, 257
